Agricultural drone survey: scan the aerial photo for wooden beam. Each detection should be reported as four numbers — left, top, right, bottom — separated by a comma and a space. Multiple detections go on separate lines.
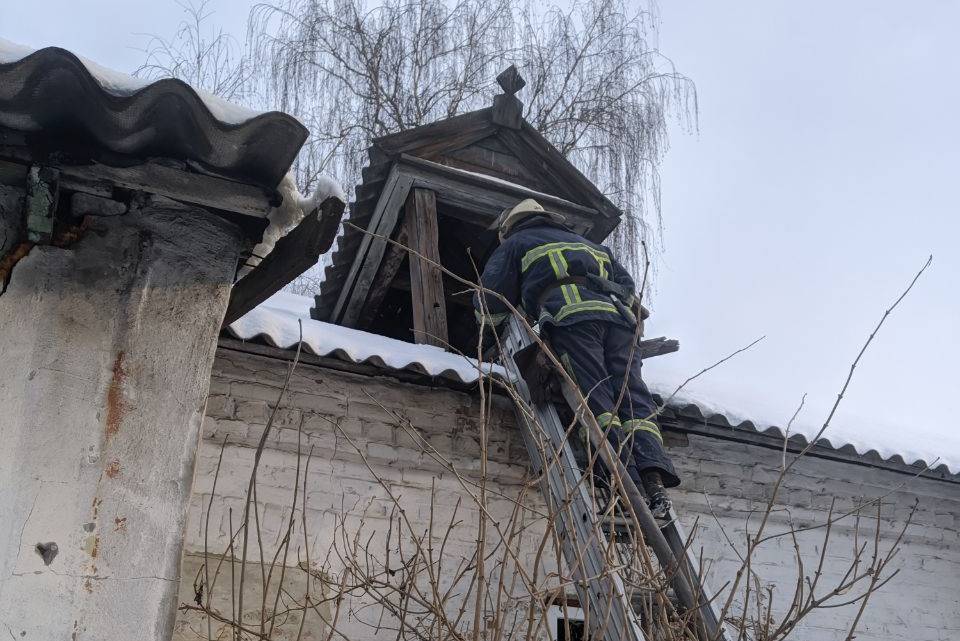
357, 226, 409, 327
373, 108, 495, 158
334, 165, 415, 327
638, 337, 680, 360
0, 148, 274, 218
399, 154, 597, 218
223, 197, 345, 325
404, 188, 448, 347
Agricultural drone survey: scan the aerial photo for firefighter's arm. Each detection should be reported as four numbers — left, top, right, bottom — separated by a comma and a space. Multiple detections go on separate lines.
473, 242, 520, 331
608, 252, 650, 327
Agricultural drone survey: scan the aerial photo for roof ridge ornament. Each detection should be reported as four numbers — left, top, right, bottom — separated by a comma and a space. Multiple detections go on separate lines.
496, 65, 526, 95
492, 65, 525, 129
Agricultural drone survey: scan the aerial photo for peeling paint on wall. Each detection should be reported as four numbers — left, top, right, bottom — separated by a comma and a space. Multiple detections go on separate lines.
81, 534, 99, 559
0, 241, 32, 292
104, 352, 127, 442
104, 459, 121, 479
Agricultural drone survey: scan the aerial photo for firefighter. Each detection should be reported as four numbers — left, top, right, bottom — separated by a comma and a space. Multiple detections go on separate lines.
474, 198, 679, 517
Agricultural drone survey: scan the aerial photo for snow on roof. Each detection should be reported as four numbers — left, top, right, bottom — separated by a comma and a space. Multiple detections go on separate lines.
0, 39, 307, 188
0, 38, 259, 125
647, 370, 958, 476
229, 293, 957, 477
228, 292, 505, 383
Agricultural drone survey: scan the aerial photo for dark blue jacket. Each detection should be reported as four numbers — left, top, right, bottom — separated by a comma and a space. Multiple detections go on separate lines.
474, 216, 637, 329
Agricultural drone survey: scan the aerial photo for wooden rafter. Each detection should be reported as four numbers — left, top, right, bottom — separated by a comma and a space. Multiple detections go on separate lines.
224, 196, 345, 325
404, 188, 448, 347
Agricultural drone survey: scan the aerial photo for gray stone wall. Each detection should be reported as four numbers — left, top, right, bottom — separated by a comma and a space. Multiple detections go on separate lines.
0, 199, 241, 641
668, 432, 960, 641
177, 347, 960, 641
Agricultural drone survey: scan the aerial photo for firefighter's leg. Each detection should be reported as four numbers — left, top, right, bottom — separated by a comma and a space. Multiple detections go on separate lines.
605, 323, 681, 509
545, 320, 618, 427
545, 321, 630, 503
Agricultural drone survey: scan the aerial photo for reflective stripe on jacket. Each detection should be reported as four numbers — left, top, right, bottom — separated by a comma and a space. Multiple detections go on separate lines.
473, 217, 637, 328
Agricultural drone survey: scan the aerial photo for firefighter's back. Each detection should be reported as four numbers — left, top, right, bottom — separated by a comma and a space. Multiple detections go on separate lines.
504, 221, 631, 328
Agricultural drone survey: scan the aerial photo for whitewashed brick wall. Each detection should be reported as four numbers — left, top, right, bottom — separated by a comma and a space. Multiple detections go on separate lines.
174, 347, 960, 641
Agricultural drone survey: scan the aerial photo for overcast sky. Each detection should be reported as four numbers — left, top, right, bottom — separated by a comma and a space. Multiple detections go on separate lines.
6, 0, 957, 470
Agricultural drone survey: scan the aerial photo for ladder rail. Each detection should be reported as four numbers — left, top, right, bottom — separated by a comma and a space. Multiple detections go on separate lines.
661, 508, 730, 640
557, 384, 714, 641
557, 374, 734, 641
501, 317, 648, 641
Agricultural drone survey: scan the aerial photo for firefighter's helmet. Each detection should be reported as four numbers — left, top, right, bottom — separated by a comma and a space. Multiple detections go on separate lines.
493, 198, 567, 240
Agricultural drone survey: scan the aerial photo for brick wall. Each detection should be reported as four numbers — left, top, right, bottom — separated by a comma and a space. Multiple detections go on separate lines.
173, 346, 960, 641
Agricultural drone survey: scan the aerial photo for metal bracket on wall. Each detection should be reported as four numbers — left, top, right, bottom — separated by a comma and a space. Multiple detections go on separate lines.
25, 165, 60, 243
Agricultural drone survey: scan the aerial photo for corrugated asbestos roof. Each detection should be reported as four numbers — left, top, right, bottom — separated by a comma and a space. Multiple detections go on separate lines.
228, 292, 505, 384
656, 401, 958, 482
0, 40, 307, 189
312, 138, 394, 320
228, 293, 959, 481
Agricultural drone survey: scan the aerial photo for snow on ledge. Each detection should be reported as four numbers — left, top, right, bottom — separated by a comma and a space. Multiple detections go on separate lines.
229, 294, 957, 476
228, 292, 505, 383
238, 173, 348, 278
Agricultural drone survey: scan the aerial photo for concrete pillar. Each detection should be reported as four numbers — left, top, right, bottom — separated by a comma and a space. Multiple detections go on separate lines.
0, 197, 242, 640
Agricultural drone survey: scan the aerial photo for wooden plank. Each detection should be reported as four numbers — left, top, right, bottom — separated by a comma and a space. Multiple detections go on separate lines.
473, 135, 514, 155
0, 147, 272, 217
394, 157, 598, 239
638, 337, 680, 360
336, 166, 415, 327
399, 154, 598, 218
373, 108, 494, 156
331, 164, 401, 323
407, 126, 499, 162
70, 192, 127, 217
404, 188, 448, 347
516, 123, 619, 216
223, 197, 345, 325
438, 156, 521, 186
493, 129, 580, 201
445, 144, 537, 182
439, 153, 553, 195
491, 93, 523, 129
357, 226, 409, 327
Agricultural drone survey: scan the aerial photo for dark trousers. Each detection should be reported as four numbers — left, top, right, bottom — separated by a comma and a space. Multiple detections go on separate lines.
547, 319, 680, 488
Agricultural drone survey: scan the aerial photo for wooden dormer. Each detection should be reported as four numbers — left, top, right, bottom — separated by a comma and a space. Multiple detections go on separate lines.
312, 67, 623, 354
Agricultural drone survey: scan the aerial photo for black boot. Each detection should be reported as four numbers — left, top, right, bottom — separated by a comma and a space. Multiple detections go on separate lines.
642, 471, 672, 519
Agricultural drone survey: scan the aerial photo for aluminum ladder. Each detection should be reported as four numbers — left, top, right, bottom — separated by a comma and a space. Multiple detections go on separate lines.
500, 315, 731, 641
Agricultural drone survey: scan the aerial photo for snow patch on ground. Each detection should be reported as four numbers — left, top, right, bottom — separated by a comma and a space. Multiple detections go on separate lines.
228, 292, 505, 383
0, 37, 262, 125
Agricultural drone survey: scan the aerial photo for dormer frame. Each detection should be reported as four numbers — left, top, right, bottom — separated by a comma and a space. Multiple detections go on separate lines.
330, 154, 606, 344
